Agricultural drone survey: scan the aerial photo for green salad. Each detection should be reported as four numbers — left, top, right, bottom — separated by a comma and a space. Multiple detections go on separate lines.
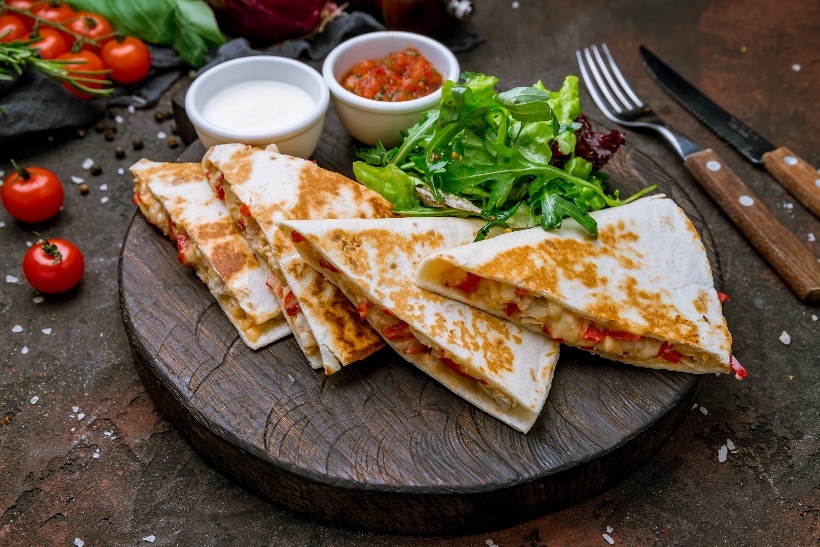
354, 72, 655, 240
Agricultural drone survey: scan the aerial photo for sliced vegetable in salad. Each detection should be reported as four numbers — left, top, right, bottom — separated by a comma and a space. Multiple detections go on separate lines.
354, 72, 656, 240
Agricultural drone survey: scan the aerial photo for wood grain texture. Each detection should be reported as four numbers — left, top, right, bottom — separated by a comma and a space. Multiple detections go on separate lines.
762, 146, 820, 217
685, 149, 820, 304
118, 121, 722, 534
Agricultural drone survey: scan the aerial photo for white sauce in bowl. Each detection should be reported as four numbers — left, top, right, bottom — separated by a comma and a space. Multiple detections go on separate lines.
202, 80, 315, 133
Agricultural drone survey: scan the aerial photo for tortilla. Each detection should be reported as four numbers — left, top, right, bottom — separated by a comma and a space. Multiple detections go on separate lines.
130, 160, 291, 349
277, 217, 560, 433
416, 195, 737, 376
201, 144, 394, 374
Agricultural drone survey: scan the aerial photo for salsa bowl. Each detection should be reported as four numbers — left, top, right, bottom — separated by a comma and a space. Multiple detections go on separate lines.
322, 31, 460, 147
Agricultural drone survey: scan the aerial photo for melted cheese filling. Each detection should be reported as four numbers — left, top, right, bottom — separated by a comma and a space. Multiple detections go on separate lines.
207, 167, 319, 355
438, 265, 714, 372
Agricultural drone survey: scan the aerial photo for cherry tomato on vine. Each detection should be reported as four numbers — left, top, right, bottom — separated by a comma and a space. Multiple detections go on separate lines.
31, 1, 75, 24
101, 36, 151, 84
28, 27, 68, 59
23, 236, 85, 294
55, 49, 106, 99
5, 0, 38, 28
63, 11, 113, 50
0, 14, 27, 42
1, 162, 64, 223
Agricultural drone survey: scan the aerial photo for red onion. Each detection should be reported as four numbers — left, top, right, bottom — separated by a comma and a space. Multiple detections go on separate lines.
207, 0, 337, 42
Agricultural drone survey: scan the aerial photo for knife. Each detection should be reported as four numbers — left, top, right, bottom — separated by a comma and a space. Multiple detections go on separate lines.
640, 46, 820, 217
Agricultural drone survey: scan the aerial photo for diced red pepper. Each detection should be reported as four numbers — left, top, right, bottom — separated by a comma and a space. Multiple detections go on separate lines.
216, 172, 224, 182
455, 272, 481, 293
514, 287, 528, 297
216, 185, 225, 201
131, 192, 140, 205
383, 308, 392, 316
319, 258, 339, 273
239, 203, 251, 217
657, 342, 684, 364
237, 219, 246, 232
606, 330, 642, 341
205, 172, 211, 180
506, 302, 520, 317
381, 322, 414, 341
291, 231, 305, 243
168, 221, 178, 242
729, 355, 747, 380
265, 273, 277, 291
440, 357, 486, 384
540, 324, 564, 343
717, 291, 730, 303
403, 339, 431, 355
583, 323, 606, 343
357, 301, 372, 322
176, 233, 192, 267
283, 291, 301, 317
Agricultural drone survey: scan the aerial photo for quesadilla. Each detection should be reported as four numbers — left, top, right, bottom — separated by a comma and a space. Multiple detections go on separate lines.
277, 217, 561, 433
130, 160, 291, 350
202, 143, 394, 374
416, 196, 745, 378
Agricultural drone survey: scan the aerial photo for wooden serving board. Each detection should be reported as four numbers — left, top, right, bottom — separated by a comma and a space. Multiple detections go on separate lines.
119, 117, 721, 534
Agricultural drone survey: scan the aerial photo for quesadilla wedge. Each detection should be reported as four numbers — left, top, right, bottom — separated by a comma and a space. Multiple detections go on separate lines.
130, 160, 290, 350
277, 217, 560, 433
416, 196, 746, 378
202, 143, 394, 374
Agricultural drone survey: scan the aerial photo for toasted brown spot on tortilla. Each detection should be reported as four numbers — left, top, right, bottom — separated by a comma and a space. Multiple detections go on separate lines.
194, 220, 236, 242
694, 290, 709, 314
210, 239, 248, 283
133, 162, 204, 185
219, 146, 255, 187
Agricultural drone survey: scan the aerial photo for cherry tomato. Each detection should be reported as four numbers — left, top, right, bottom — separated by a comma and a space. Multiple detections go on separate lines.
5, 0, 39, 29
63, 11, 113, 50
0, 14, 27, 42
31, 1, 75, 24
100, 36, 151, 84
28, 27, 68, 59
23, 237, 84, 294
1, 162, 64, 223
55, 49, 106, 99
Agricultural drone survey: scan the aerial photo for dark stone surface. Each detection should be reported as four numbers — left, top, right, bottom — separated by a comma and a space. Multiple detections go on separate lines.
1, 0, 817, 545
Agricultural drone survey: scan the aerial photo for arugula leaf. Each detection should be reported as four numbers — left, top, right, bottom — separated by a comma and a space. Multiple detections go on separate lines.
65, 0, 225, 67
353, 162, 419, 210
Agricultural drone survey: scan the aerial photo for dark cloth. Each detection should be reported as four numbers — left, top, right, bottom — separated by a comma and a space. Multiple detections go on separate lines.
0, 12, 484, 144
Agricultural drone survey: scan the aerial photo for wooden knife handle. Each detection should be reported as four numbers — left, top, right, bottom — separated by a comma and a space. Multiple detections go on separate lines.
685, 149, 820, 304
762, 146, 820, 217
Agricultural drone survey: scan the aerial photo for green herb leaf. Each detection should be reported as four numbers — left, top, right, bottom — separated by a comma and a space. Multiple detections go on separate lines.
353, 162, 419, 210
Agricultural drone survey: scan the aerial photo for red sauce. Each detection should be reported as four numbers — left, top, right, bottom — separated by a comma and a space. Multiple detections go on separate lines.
341, 47, 443, 102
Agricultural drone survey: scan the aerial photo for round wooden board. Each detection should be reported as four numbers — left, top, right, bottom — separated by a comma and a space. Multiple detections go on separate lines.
119, 130, 721, 535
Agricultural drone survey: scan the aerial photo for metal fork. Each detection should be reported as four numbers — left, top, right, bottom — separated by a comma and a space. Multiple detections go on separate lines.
575, 43, 820, 304
576, 44, 701, 161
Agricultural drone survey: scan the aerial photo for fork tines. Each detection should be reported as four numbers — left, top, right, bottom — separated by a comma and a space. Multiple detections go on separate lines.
576, 44, 645, 118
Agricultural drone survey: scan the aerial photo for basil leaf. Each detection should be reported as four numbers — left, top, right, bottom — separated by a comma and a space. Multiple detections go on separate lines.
496, 87, 555, 122
66, 0, 225, 67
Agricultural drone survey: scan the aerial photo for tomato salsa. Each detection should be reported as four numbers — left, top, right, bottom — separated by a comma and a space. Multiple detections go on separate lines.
341, 47, 443, 102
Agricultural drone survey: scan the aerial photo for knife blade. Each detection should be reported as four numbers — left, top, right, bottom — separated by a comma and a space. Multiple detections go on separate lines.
640, 46, 820, 217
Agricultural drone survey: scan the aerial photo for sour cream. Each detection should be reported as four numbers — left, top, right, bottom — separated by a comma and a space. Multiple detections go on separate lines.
202, 80, 315, 133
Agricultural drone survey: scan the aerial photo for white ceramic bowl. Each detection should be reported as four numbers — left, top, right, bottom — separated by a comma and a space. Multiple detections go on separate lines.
323, 31, 460, 148
186, 56, 329, 158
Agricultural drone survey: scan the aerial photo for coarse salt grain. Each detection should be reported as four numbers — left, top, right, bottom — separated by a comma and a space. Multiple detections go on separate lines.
727, 439, 735, 450
75, 539, 84, 547
82, 158, 94, 170
12, 325, 22, 333
783, 202, 794, 210
6, 275, 18, 283
0, 221, 5, 228
808, 233, 815, 242
71, 176, 85, 184
21, 346, 28, 354
99, 184, 108, 191
101, 197, 109, 204
486, 540, 493, 546
72, 406, 79, 412
30, 396, 39, 404
691, 403, 698, 409
71, 427, 75, 432
92, 452, 100, 459
143, 536, 156, 543
42, 328, 52, 335
699, 406, 708, 415
157, 131, 167, 139
812, 315, 818, 321
607, 526, 613, 533
77, 413, 85, 420
603, 533, 615, 544
115, 115, 124, 124
718, 445, 728, 462
118, 168, 125, 175
512, 1, 520, 7
779, 331, 791, 345
104, 430, 112, 437
33, 296, 44, 304
25, 241, 32, 247
128, 105, 136, 114
792, 64, 801, 72
0, 170, 4, 177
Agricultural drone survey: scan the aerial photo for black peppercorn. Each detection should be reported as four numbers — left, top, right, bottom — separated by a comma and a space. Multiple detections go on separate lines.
104, 129, 115, 141
115, 146, 125, 159
90, 164, 102, 176
154, 111, 165, 122
132, 137, 144, 150
79, 183, 89, 195
167, 137, 179, 149
76, 128, 86, 138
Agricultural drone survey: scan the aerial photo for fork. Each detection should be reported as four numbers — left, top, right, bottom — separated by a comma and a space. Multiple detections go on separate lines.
576, 44, 820, 304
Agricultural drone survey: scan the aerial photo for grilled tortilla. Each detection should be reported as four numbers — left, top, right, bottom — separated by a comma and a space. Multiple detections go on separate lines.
416, 196, 742, 377
130, 160, 290, 349
202, 143, 393, 374
277, 217, 560, 433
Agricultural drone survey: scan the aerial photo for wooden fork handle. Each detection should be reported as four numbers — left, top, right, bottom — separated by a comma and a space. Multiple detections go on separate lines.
762, 146, 820, 217
684, 149, 820, 304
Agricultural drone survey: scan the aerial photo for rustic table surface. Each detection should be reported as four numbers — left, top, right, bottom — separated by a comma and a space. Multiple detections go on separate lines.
1, 1, 817, 545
